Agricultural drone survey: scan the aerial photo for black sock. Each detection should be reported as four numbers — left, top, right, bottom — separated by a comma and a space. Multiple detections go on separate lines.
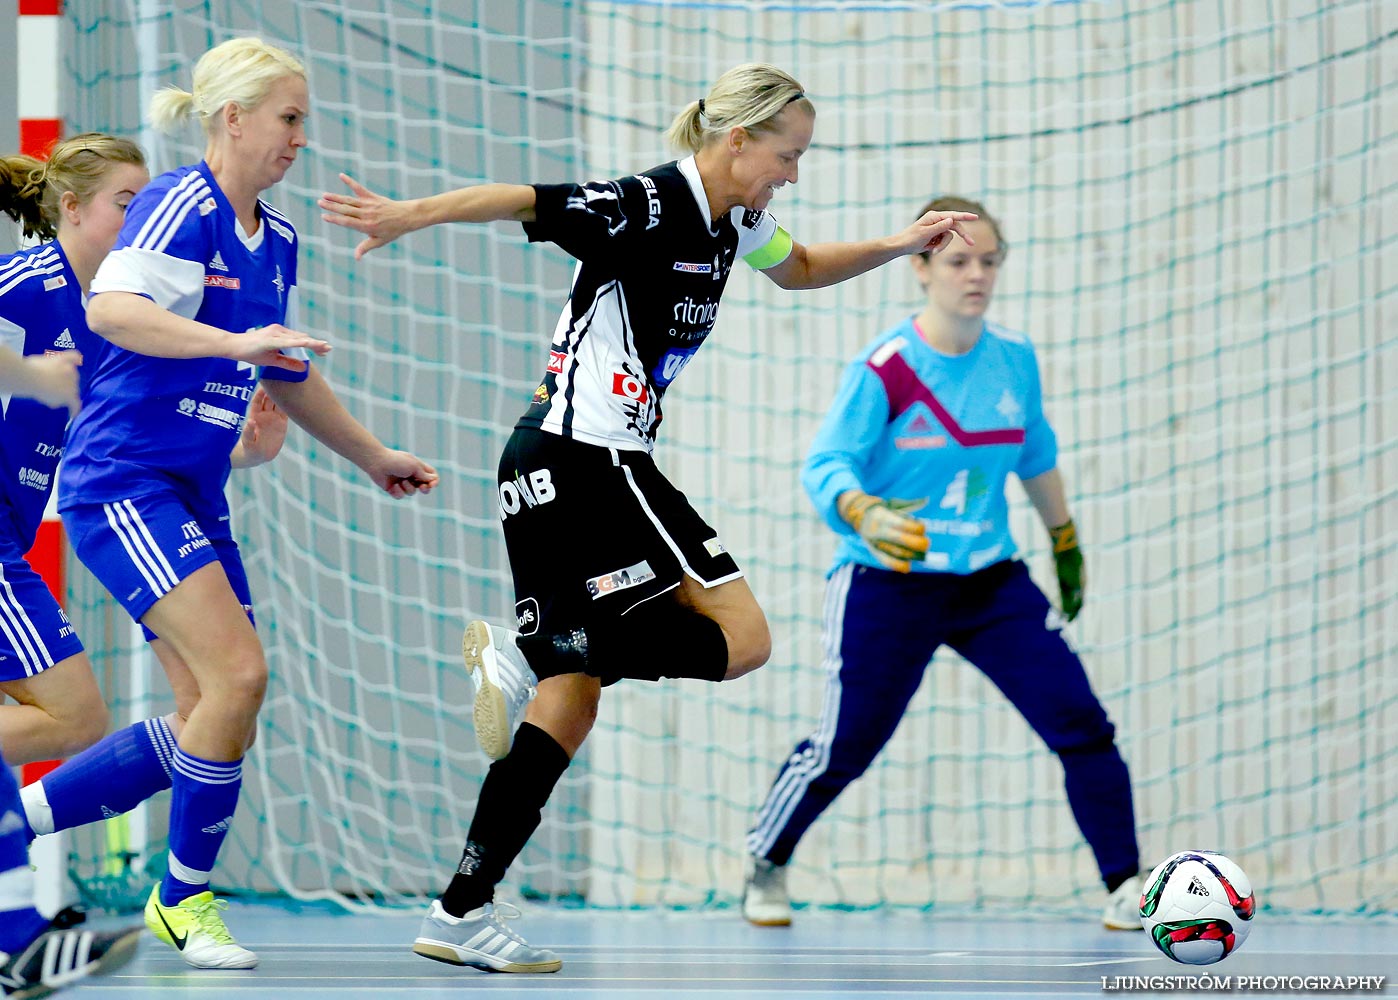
439, 723, 571, 917
516, 601, 729, 684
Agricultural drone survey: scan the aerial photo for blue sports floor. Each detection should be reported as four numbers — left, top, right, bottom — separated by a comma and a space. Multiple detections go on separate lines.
58, 901, 1395, 999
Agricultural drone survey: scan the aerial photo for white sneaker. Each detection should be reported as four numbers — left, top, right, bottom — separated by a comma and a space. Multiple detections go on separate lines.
144, 887, 258, 968
742, 857, 792, 927
1102, 873, 1146, 930
463, 620, 538, 760
413, 899, 561, 973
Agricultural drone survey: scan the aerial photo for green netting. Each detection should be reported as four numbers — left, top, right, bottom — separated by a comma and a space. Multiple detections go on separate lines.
54, 0, 1396, 917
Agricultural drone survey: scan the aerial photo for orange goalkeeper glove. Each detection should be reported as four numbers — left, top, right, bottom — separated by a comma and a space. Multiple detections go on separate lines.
839, 491, 930, 573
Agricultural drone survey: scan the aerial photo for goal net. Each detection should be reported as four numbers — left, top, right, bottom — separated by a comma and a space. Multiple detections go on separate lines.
54, 0, 1396, 916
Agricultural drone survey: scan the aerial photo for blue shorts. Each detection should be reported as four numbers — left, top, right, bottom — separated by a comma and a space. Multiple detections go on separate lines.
62, 492, 254, 640
0, 531, 85, 682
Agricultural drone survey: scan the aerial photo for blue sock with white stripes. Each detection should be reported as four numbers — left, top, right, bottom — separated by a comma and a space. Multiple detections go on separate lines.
21, 717, 178, 845
160, 749, 242, 906
0, 750, 47, 952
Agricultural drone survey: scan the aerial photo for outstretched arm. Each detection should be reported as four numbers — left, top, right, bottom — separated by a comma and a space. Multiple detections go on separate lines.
260, 367, 439, 498
762, 209, 978, 290
318, 174, 537, 260
87, 292, 329, 372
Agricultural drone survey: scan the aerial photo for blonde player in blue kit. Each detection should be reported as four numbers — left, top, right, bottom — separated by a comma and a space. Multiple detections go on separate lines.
44, 38, 439, 970
0, 136, 286, 777
742, 197, 1146, 931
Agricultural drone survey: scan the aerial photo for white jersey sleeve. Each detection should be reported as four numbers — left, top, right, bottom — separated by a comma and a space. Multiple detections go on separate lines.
730, 207, 793, 270
90, 247, 205, 319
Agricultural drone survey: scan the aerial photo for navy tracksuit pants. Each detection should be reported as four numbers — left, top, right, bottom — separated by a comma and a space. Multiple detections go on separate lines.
746, 558, 1140, 888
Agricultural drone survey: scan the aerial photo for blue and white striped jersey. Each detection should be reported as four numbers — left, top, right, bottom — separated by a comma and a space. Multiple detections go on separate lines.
0, 241, 82, 548
62, 160, 307, 509
804, 316, 1058, 576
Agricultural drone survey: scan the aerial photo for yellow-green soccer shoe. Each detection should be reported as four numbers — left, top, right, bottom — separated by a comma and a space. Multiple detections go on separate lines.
144, 887, 257, 969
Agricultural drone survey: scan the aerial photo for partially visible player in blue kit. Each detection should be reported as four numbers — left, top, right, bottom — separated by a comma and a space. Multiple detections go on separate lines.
743, 197, 1145, 931
0, 135, 286, 772
32, 38, 438, 971
0, 341, 144, 1000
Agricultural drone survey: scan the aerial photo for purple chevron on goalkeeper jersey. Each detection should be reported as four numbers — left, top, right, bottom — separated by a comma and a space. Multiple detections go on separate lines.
803, 315, 1058, 576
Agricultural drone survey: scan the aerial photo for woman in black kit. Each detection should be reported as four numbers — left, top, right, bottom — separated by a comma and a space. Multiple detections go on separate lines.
321, 62, 975, 973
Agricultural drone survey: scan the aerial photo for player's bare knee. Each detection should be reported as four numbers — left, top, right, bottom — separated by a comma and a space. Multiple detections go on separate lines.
63, 701, 111, 755
529, 677, 599, 755
552, 710, 595, 756
210, 662, 268, 720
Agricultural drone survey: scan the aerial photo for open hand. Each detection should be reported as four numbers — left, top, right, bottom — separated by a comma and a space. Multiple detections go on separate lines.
21, 351, 82, 413
319, 174, 417, 259
226, 324, 330, 372
235, 386, 289, 467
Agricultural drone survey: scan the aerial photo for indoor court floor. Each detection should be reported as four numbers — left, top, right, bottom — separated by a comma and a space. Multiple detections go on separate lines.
60, 899, 1394, 999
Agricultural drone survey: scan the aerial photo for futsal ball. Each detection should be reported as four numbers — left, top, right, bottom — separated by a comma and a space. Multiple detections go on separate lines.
1138, 851, 1255, 965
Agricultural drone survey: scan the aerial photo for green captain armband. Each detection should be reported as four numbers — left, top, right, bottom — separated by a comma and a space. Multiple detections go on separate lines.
743, 225, 794, 270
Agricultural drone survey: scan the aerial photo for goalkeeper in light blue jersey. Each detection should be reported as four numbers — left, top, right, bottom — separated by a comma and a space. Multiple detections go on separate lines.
744, 197, 1145, 931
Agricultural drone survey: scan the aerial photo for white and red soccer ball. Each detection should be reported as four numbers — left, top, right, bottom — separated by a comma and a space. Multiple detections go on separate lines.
1139, 851, 1255, 965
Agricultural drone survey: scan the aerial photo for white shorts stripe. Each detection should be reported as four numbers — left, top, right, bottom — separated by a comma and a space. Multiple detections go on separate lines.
746, 563, 854, 859
0, 563, 54, 676
613, 453, 739, 588
0, 608, 42, 676
120, 499, 180, 584
615, 459, 688, 561
103, 502, 174, 599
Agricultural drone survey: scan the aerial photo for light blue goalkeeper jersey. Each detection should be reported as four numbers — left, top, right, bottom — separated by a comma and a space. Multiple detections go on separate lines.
803, 315, 1058, 576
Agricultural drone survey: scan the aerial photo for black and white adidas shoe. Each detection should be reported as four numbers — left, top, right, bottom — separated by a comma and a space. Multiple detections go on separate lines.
0, 920, 143, 998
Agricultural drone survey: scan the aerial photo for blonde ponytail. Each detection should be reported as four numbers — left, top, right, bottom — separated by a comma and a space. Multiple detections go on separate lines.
664, 100, 707, 155
0, 134, 146, 241
665, 64, 811, 152
148, 86, 199, 135
147, 37, 306, 137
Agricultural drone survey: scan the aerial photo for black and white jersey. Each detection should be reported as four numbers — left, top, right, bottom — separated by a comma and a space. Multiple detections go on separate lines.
518, 156, 792, 452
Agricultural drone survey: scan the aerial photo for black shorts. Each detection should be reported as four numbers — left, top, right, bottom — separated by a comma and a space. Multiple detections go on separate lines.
498, 428, 742, 637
